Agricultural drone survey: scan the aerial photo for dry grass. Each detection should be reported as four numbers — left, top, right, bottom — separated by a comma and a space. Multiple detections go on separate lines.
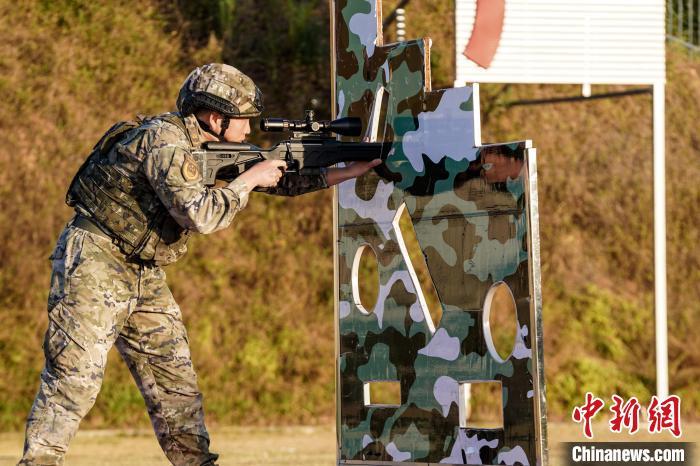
0, 422, 697, 466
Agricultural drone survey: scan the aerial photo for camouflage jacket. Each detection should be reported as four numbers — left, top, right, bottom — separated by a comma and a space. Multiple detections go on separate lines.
70, 113, 328, 265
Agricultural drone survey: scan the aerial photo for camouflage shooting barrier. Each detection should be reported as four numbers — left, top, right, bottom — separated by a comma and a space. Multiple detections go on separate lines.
331, 0, 548, 465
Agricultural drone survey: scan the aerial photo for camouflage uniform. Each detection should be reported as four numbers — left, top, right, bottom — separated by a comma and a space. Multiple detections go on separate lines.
20, 67, 327, 465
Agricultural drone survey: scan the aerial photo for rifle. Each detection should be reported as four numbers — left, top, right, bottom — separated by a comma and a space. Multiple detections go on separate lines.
191, 110, 390, 186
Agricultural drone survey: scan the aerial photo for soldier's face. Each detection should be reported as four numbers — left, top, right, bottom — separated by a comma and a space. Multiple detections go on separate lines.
224, 118, 251, 143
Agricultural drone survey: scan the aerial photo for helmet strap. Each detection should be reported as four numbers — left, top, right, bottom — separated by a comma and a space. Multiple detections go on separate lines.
219, 116, 230, 140
197, 117, 228, 142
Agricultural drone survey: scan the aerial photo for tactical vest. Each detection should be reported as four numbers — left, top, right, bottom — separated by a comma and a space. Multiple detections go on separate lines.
66, 113, 192, 266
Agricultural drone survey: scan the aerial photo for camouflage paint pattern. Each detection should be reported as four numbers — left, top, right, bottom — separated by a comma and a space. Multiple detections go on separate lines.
20, 224, 218, 465
332, 1, 547, 464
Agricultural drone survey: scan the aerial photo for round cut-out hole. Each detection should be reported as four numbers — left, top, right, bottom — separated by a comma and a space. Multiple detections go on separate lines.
483, 282, 518, 362
352, 245, 379, 314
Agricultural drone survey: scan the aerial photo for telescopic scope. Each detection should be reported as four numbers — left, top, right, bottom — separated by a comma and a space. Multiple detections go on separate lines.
260, 110, 362, 137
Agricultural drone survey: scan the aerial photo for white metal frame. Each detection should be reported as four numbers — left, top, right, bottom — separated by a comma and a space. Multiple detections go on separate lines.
455, 0, 669, 398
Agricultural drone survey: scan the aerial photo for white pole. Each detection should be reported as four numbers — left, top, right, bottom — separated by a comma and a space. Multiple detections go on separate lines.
653, 82, 669, 399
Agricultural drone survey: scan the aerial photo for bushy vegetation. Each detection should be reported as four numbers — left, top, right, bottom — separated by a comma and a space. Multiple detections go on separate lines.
0, 0, 336, 429
0, 0, 697, 431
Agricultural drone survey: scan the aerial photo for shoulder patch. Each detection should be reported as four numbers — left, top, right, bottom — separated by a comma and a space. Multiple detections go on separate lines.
181, 154, 200, 181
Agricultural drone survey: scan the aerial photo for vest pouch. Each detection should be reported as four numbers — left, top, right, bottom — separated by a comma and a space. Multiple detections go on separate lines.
66, 113, 192, 267
126, 210, 191, 266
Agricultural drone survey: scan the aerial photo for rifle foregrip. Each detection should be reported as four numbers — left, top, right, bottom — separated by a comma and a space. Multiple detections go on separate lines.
301, 142, 389, 167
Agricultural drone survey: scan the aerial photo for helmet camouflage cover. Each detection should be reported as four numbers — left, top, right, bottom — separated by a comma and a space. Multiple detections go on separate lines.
177, 63, 264, 118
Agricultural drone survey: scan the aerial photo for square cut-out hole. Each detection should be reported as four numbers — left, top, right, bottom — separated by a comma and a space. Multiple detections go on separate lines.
459, 381, 504, 429
364, 381, 401, 406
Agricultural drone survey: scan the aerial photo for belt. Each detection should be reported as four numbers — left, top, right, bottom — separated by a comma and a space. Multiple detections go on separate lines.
72, 215, 111, 241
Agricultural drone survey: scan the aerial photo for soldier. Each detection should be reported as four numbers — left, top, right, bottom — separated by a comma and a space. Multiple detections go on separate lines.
19, 63, 381, 466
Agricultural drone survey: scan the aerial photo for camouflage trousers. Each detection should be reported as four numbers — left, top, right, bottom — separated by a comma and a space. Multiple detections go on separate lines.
19, 221, 218, 466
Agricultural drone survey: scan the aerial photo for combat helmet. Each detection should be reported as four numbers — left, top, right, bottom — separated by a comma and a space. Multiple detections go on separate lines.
177, 63, 264, 118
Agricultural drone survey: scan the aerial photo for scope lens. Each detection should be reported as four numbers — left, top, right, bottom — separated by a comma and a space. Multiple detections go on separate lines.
329, 117, 362, 137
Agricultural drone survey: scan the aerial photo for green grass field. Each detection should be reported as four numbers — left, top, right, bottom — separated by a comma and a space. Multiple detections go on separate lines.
0, 422, 696, 466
